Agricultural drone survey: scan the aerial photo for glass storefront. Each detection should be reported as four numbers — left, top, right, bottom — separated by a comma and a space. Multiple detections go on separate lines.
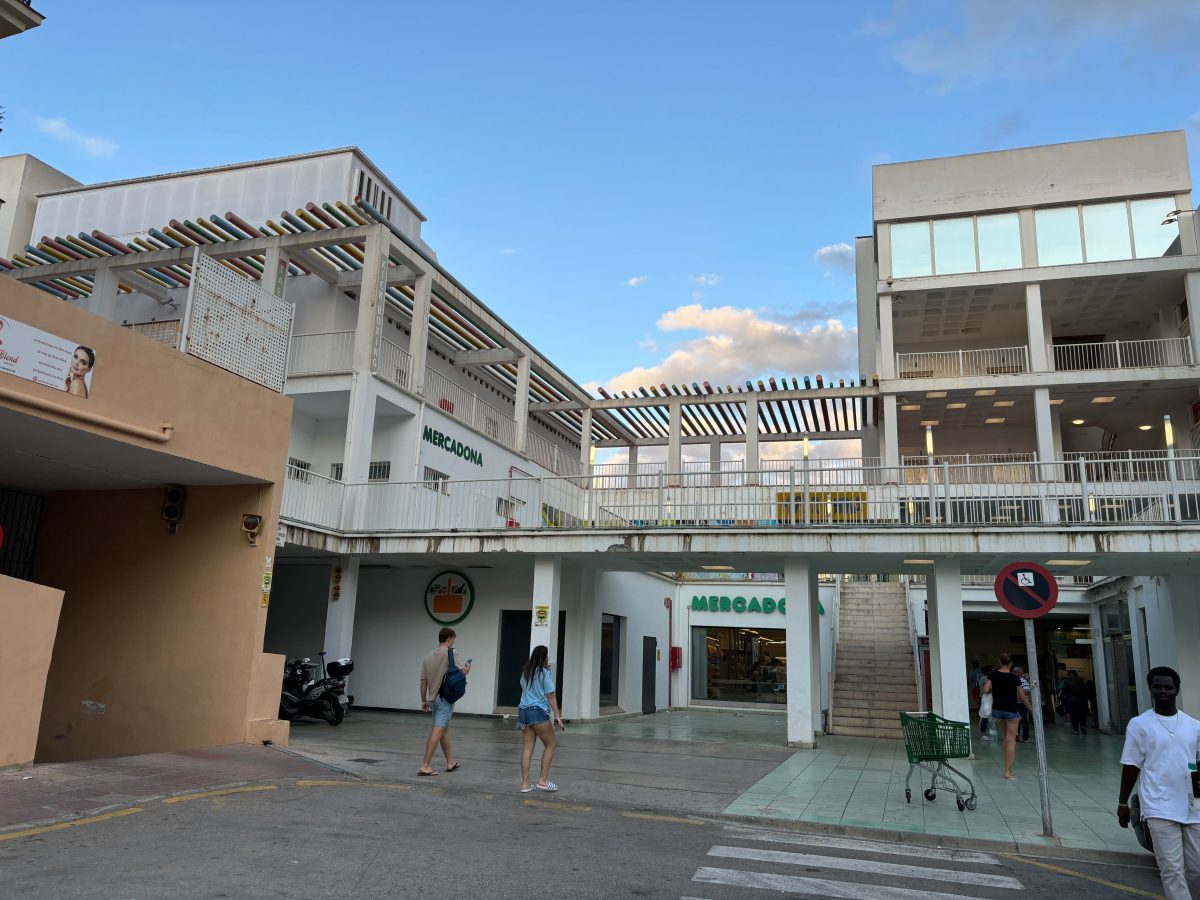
690, 626, 787, 705
1100, 598, 1137, 733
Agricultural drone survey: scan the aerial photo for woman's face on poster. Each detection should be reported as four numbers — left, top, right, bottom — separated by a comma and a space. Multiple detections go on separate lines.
70, 348, 93, 377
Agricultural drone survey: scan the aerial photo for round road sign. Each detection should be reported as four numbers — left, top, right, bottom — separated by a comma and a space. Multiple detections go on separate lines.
993, 561, 1059, 619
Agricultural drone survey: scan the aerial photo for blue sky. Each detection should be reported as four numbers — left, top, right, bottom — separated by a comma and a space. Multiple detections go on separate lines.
2, 0, 1199, 399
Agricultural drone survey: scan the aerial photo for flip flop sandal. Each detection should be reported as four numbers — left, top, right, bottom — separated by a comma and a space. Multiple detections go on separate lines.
418, 770, 438, 776
446, 763, 461, 772
536, 781, 558, 792
520, 786, 536, 793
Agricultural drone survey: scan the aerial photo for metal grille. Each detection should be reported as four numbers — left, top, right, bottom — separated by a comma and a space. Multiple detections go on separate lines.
124, 320, 183, 348
0, 488, 43, 581
183, 253, 293, 392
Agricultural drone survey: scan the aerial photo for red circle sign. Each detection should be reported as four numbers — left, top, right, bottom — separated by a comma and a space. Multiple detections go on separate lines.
994, 561, 1059, 619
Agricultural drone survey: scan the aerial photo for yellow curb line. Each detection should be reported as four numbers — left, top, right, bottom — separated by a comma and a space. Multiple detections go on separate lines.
523, 798, 591, 812
297, 779, 411, 791
1004, 854, 1164, 899
0, 807, 143, 842
623, 812, 704, 826
162, 785, 277, 804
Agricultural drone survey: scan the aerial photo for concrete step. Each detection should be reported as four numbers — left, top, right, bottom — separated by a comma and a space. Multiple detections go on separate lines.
833, 688, 919, 702
835, 650, 913, 661
832, 723, 905, 739
833, 697, 915, 712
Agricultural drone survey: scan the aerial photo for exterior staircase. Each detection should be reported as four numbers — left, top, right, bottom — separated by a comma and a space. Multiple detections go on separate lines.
830, 580, 919, 739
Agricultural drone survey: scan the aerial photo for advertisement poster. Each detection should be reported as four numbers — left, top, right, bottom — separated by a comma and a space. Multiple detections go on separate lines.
0, 314, 95, 398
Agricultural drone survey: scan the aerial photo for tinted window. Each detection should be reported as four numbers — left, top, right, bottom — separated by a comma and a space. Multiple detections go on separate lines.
1082, 202, 1132, 262
977, 213, 1022, 271
891, 222, 932, 278
933, 218, 976, 274
1035, 207, 1083, 266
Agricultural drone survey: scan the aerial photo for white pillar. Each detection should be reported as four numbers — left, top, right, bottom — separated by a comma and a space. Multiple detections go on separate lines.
879, 294, 895, 380
514, 355, 531, 452
579, 407, 593, 475
1185, 273, 1200, 366
709, 437, 722, 487
262, 241, 290, 299
928, 558, 969, 724
408, 271, 432, 393
323, 557, 359, 661
531, 557, 563, 663
783, 557, 820, 747
808, 567, 823, 735
1088, 603, 1112, 730
882, 395, 899, 470
1033, 387, 1055, 464
353, 226, 388, 374
627, 444, 639, 489
342, 374, 377, 484
1025, 283, 1048, 371
668, 398, 683, 484
745, 395, 760, 478
1165, 575, 1200, 715
574, 569, 601, 720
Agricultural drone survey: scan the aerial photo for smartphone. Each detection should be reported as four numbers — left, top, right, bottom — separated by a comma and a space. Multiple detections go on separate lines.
466, 659, 473, 665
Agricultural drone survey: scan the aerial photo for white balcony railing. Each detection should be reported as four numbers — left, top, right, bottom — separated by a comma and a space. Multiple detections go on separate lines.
896, 346, 1029, 379
526, 430, 585, 478
281, 453, 1200, 534
287, 331, 354, 376
377, 338, 413, 391
1051, 337, 1192, 372
424, 367, 518, 451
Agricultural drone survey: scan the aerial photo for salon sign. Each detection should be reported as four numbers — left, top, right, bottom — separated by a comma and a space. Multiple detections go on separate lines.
0, 315, 95, 397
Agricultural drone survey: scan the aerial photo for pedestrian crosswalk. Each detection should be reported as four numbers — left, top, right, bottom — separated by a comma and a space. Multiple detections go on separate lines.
682, 826, 1024, 899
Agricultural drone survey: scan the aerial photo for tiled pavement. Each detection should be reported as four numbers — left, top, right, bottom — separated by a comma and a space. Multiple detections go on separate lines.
0, 744, 331, 831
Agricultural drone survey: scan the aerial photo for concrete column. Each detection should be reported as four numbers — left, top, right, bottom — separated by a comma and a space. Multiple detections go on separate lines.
530, 557, 563, 664
514, 355, 531, 453
1033, 388, 1055, 464
881, 395, 899, 470
1025, 284, 1048, 371
353, 225, 388, 374
1185, 273, 1200, 366
90, 265, 119, 306
1176, 196, 1199, 256
709, 437, 722, 487
1165, 575, 1200, 715
745, 395, 760, 483
573, 569, 600, 720
928, 558, 969, 724
783, 557, 820, 747
262, 242, 290, 299
408, 271, 432, 393
1088, 603, 1112, 730
627, 444, 639, 489
1128, 587, 1152, 713
323, 557, 359, 661
579, 407, 593, 475
808, 567, 823, 735
668, 398, 683, 485
879, 294, 896, 380
1019, 209, 1038, 267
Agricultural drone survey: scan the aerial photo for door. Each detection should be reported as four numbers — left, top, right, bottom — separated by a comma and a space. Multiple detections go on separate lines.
600, 614, 620, 706
496, 610, 566, 708
642, 636, 657, 715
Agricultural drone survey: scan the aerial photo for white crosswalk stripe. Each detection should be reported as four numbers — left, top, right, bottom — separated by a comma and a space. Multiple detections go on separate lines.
682, 827, 1023, 900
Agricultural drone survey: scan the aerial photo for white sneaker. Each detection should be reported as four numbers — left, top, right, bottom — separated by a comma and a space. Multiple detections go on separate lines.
981, 734, 991, 741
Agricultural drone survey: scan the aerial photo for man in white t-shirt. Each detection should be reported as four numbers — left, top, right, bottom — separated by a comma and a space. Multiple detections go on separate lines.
1119, 666, 1200, 900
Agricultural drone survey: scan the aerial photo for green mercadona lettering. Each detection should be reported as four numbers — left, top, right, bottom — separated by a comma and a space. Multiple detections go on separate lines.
422, 425, 483, 467
691, 595, 786, 614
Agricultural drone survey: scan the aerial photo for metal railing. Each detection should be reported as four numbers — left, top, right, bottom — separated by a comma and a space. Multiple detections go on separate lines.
377, 338, 413, 391
280, 458, 1200, 534
896, 346, 1029, 379
1052, 337, 1192, 372
124, 320, 183, 347
526, 431, 585, 477
287, 331, 354, 376
424, 367, 518, 451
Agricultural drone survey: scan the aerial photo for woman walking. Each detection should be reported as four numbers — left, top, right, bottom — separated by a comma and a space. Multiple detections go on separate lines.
518, 645, 565, 793
1060, 671, 1090, 735
983, 654, 1033, 780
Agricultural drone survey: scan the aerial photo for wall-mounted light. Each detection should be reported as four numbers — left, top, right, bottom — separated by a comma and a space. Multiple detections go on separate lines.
925, 424, 934, 457
803, 436, 810, 459
1165, 414, 1175, 449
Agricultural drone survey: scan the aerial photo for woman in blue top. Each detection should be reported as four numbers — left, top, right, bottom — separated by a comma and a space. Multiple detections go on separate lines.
518, 645, 564, 793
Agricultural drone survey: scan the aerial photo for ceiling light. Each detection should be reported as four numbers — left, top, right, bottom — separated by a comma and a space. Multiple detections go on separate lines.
975, 389, 996, 397
993, 400, 1015, 407
1072, 418, 1085, 425
1091, 396, 1115, 404
901, 404, 921, 411
1050, 399, 1064, 405
701, 565, 735, 571
1139, 424, 1153, 431
947, 402, 967, 409
1047, 559, 1091, 566
904, 559, 934, 564
920, 419, 939, 426
926, 391, 947, 399
986, 417, 1005, 424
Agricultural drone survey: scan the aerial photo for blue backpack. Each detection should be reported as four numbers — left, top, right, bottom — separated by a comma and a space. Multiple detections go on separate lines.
439, 648, 467, 703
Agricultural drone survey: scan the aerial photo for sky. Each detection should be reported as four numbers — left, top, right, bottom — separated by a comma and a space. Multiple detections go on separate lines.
2, 1, 1200, 418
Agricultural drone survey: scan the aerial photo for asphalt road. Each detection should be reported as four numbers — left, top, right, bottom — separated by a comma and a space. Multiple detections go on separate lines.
0, 777, 1166, 900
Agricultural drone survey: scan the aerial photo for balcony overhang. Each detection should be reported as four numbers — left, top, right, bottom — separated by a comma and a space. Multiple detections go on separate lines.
0, 0, 44, 39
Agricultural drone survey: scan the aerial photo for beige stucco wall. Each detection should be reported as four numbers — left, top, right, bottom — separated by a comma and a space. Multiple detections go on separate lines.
0, 155, 80, 260
0, 575, 64, 767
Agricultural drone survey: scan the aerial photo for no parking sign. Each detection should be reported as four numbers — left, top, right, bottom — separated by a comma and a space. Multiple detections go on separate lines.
993, 561, 1058, 619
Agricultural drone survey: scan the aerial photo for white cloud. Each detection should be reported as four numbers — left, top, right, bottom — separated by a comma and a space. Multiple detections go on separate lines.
814, 242, 854, 272
627, 275, 648, 287
499, 248, 515, 256
34, 117, 118, 156
638, 338, 658, 353
597, 303, 858, 394
691, 273, 720, 287
1189, 111, 1200, 136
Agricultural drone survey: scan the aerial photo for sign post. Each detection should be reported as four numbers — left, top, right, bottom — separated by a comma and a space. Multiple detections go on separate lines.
994, 560, 1059, 839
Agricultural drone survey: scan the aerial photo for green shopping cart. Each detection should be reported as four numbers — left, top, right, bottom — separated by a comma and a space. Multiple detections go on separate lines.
899, 711, 977, 812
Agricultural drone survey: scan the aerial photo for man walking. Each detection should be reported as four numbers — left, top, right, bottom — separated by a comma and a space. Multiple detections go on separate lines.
418, 627, 471, 776
1118, 667, 1200, 900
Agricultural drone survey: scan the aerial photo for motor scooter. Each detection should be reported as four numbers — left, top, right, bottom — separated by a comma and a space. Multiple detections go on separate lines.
279, 651, 353, 725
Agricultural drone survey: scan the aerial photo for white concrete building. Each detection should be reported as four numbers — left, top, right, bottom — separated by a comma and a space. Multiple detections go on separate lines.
3, 130, 1199, 751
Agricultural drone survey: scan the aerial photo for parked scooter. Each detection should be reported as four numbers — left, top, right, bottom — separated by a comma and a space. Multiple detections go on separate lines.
279, 651, 354, 725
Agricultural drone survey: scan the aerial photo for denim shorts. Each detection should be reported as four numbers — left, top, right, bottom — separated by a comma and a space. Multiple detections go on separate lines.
517, 706, 550, 728
992, 710, 1020, 721
430, 695, 455, 727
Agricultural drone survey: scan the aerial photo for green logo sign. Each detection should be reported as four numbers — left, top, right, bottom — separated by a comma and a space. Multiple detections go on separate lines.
423, 425, 483, 467
690, 595, 824, 615
425, 571, 476, 625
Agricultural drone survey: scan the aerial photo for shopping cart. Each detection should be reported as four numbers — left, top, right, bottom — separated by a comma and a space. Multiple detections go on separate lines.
899, 711, 977, 811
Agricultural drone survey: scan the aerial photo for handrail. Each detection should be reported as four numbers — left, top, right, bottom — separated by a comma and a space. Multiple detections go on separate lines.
0, 382, 174, 443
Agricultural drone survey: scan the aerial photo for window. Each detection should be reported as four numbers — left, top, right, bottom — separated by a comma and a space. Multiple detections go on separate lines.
1082, 202, 1132, 262
422, 466, 449, 493
1131, 197, 1181, 258
287, 457, 312, 483
932, 218, 976, 274
1035, 207, 1084, 266
368, 460, 391, 482
690, 626, 787, 705
890, 221, 932, 278
329, 463, 343, 481
976, 213, 1022, 270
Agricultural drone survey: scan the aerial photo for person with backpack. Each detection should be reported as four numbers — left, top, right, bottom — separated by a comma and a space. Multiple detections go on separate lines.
418, 627, 471, 776
518, 644, 565, 793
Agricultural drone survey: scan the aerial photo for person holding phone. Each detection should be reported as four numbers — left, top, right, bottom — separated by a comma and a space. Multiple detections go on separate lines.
417, 627, 471, 776
517, 644, 564, 793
